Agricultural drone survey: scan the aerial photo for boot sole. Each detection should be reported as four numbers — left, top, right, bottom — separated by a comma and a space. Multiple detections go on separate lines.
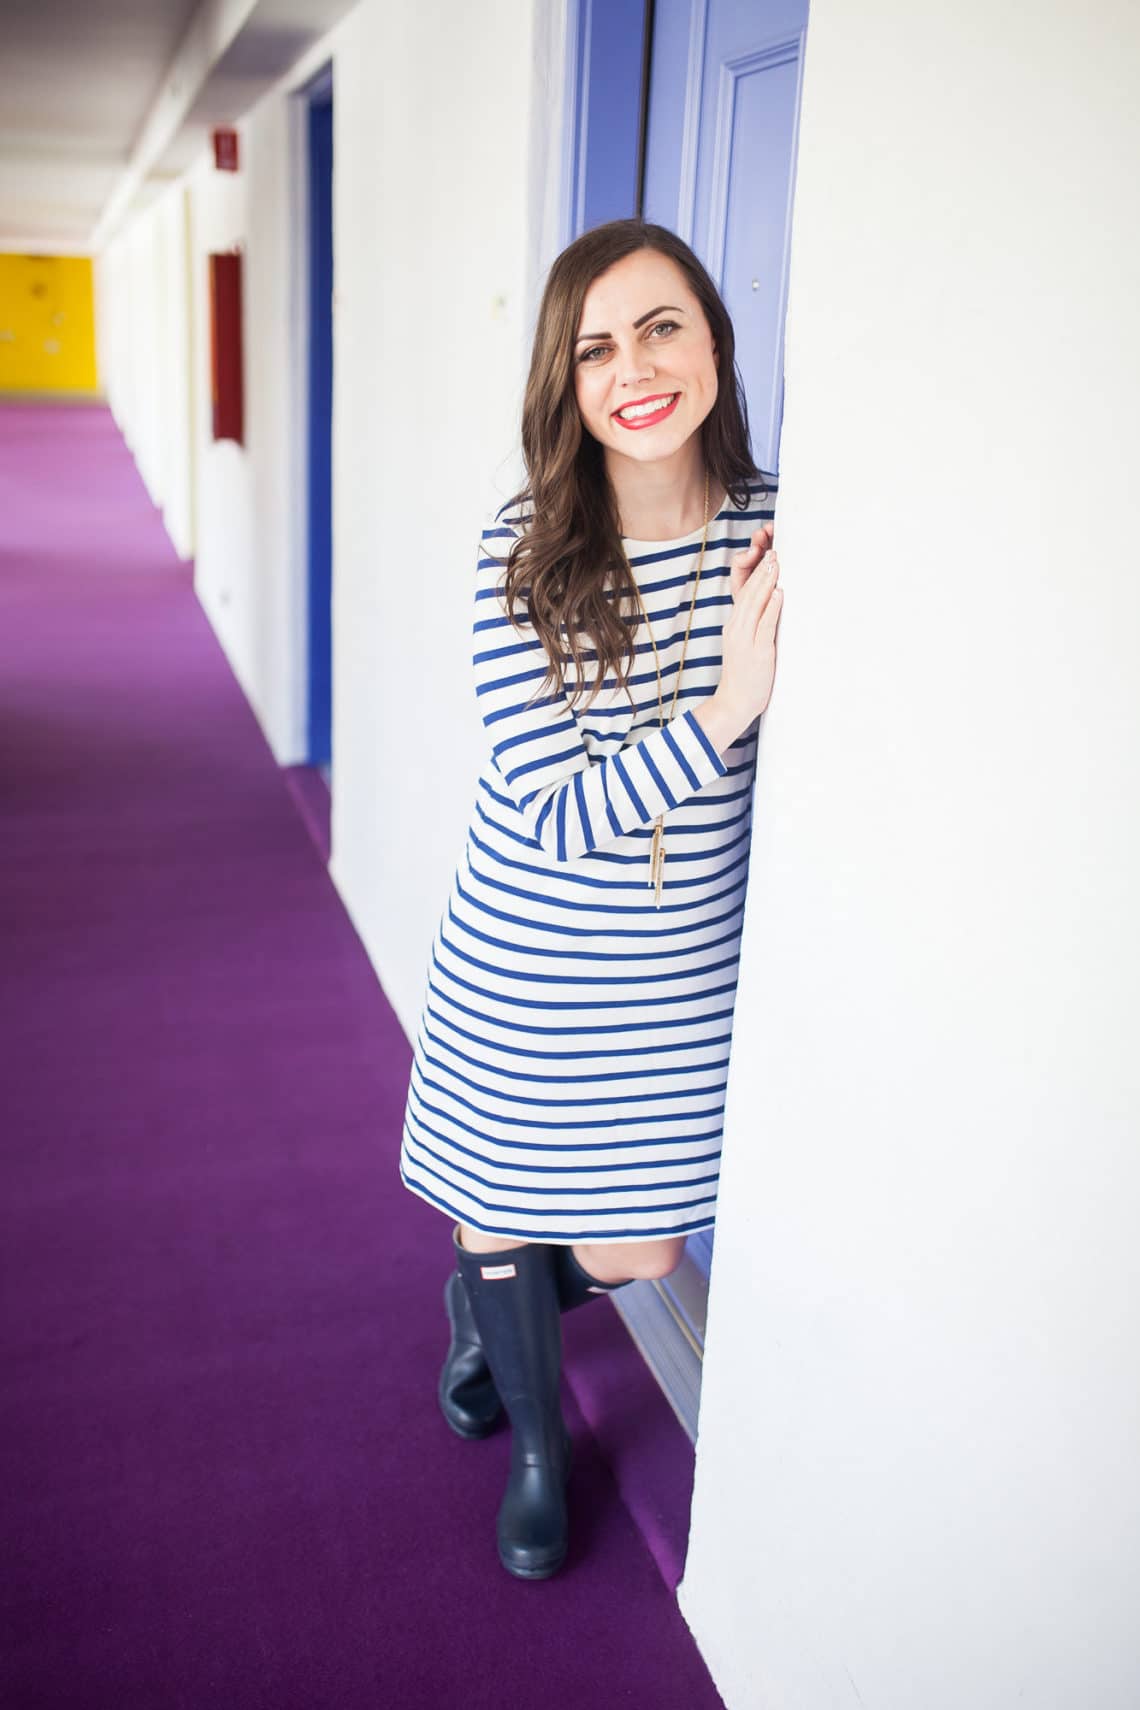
499, 1548, 567, 1580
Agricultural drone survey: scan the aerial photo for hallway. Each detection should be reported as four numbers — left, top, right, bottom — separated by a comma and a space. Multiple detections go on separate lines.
0, 402, 724, 1710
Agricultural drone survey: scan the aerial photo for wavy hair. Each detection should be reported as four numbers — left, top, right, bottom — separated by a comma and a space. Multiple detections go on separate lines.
497, 219, 764, 709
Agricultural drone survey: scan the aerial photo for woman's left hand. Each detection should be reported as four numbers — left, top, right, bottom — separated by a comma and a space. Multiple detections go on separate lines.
730, 524, 775, 601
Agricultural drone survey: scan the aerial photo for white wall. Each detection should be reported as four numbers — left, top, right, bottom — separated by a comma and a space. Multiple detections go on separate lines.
157, 188, 195, 562
680, 3, 1140, 1707
182, 84, 307, 753
329, 0, 567, 1029
99, 184, 195, 562
97, 2, 566, 1039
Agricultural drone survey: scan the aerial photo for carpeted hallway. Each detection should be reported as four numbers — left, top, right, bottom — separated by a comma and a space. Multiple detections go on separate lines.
0, 402, 725, 1710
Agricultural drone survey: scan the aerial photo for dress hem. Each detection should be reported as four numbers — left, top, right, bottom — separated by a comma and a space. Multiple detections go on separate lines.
398, 1162, 717, 1245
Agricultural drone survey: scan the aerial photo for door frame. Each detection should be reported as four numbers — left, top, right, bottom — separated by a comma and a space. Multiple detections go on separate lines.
304, 74, 334, 772
559, 0, 653, 244
286, 62, 335, 769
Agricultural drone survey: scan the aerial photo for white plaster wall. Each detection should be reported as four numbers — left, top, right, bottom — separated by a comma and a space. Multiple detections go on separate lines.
680, 3, 1140, 1707
99, 28, 340, 748
100, 185, 194, 562
156, 187, 194, 562
93, 244, 113, 401
182, 144, 256, 697
97, 0, 564, 863
129, 213, 164, 508
184, 83, 309, 754
329, 0, 568, 1031
100, 237, 136, 455
93, 244, 121, 416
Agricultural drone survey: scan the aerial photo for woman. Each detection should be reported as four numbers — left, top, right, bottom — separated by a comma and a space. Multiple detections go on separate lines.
399, 218, 783, 1580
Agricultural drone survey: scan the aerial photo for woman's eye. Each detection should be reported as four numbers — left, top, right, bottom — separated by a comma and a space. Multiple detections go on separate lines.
577, 322, 678, 363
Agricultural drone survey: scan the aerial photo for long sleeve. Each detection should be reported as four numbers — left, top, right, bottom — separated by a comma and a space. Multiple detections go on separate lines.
473, 515, 728, 864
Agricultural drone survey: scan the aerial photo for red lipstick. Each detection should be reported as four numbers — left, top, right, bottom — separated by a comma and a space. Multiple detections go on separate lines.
612, 392, 681, 431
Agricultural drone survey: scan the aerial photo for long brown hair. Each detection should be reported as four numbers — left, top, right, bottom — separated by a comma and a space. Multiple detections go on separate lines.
498, 219, 764, 709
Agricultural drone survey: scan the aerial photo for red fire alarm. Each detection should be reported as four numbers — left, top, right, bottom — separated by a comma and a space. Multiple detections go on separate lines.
213, 127, 239, 172
209, 251, 244, 445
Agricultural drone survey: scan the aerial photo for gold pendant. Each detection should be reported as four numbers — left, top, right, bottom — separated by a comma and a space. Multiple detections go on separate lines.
649, 817, 665, 908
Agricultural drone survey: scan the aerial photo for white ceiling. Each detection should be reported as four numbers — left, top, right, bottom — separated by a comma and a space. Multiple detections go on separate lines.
0, 0, 357, 251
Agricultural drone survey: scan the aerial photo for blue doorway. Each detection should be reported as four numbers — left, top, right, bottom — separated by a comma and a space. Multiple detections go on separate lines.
306, 74, 334, 772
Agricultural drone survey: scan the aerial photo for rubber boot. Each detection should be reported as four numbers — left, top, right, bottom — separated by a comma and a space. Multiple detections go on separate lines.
438, 1232, 626, 1439
552, 1243, 630, 1313
454, 1236, 571, 1579
438, 1269, 504, 1439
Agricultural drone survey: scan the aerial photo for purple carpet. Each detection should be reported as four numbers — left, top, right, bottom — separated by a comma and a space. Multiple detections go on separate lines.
0, 402, 723, 1710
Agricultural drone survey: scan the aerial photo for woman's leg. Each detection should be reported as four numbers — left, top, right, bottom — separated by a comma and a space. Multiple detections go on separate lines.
453, 1234, 570, 1578
440, 1227, 687, 1439
459, 1227, 686, 1279
440, 1228, 545, 1442
570, 1235, 686, 1284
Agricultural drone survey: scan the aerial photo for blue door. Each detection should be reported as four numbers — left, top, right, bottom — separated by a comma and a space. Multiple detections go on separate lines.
306, 79, 334, 770
643, 0, 808, 476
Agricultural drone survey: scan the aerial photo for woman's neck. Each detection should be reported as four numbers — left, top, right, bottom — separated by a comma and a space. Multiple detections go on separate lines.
607, 446, 718, 540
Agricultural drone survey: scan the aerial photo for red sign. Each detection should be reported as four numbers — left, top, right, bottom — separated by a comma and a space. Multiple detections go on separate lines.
213, 128, 239, 172
209, 252, 244, 445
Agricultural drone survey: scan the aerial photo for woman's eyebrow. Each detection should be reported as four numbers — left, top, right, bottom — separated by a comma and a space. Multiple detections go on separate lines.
575, 305, 686, 343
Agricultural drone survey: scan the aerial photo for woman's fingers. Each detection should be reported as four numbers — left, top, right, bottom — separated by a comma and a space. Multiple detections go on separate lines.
735, 547, 776, 609
720, 546, 783, 723
755, 583, 784, 642
738, 550, 780, 640
730, 525, 774, 600
729, 549, 755, 601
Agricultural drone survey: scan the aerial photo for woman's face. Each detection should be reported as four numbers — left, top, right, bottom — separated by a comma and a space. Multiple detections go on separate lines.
572, 248, 719, 467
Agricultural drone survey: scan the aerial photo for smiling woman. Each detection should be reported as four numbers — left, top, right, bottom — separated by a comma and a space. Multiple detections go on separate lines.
574, 274, 719, 477
396, 219, 784, 1582
498, 229, 765, 714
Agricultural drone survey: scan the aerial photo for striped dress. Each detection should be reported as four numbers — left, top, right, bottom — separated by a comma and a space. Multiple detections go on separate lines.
399, 476, 776, 1243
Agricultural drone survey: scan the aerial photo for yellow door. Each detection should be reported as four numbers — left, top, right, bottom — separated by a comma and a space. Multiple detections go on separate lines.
0, 254, 99, 395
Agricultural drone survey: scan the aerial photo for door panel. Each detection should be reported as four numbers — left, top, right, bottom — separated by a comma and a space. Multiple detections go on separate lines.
707, 39, 803, 472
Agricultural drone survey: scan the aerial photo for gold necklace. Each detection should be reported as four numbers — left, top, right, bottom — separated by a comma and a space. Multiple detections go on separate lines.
624, 470, 711, 908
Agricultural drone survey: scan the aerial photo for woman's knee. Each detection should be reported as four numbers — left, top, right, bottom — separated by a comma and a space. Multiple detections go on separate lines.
632, 1236, 687, 1279
577, 1235, 686, 1282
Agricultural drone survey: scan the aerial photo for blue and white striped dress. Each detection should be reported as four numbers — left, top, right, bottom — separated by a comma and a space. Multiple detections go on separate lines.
399, 476, 776, 1243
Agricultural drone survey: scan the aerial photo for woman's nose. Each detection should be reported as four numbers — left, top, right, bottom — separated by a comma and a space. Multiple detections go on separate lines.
618, 348, 655, 386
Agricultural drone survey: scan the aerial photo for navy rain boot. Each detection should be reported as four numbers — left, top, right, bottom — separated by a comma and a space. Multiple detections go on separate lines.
438, 1230, 627, 1438
454, 1236, 572, 1580
551, 1243, 631, 1313
438, 1267, 505, 1439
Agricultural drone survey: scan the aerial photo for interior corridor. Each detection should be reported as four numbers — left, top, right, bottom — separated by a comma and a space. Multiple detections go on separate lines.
0, 401, 725, 1710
